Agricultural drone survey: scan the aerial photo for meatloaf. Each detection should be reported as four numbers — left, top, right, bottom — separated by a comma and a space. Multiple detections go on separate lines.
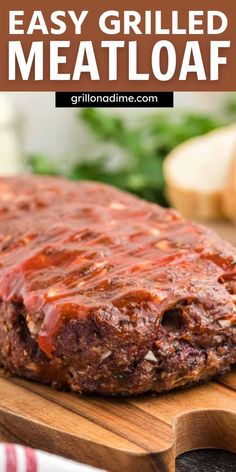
0, 176, 235, 395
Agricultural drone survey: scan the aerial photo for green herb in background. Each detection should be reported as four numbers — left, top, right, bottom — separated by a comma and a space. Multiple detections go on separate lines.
28, 154, 59, 176
28, 95, 236, 206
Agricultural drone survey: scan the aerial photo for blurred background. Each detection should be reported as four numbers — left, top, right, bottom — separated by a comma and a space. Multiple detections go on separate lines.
1, 91, 236, 238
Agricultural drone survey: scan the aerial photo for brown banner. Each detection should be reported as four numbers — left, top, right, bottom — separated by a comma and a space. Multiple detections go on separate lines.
1, 0, 235, 91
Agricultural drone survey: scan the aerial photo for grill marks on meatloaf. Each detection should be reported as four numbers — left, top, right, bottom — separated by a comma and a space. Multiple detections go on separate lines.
0, 176, 235, 395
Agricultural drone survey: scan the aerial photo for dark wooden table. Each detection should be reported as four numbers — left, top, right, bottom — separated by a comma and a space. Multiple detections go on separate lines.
176, 450, 236, 472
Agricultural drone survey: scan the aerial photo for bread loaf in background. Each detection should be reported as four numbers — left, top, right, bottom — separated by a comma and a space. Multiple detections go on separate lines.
223, 151, 236, 223
164, 124, 236, 220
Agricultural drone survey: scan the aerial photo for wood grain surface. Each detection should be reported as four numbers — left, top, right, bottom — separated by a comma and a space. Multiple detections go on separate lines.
0, 221, 235, 472
0, 369, 235, 472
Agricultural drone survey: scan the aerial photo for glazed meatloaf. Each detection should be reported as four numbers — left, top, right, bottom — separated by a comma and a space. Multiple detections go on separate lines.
0, 176, 235, 396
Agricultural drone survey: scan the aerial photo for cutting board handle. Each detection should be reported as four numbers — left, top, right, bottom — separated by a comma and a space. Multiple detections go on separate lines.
174, 409, 236, 457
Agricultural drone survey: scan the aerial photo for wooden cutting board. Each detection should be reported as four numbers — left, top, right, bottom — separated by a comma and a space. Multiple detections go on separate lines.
0, 221, 235, 472
0, 371, 235, 472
